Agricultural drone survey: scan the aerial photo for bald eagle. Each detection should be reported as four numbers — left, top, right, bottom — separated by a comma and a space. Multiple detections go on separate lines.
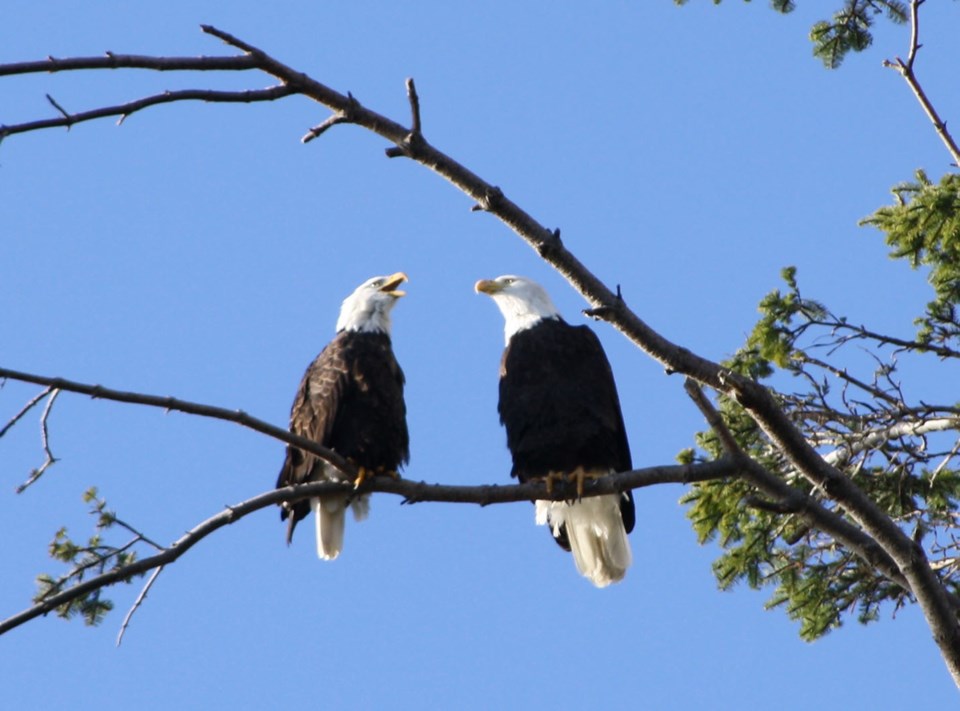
476, 275, 635, 587
276, 273, 410, 560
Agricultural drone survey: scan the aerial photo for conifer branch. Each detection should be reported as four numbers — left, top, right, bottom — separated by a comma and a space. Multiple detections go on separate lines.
682, 379, 923, 602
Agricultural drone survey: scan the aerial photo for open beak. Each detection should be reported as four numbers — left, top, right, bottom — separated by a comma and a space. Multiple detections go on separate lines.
474, 279, 501, 295
380, 272, 408, 297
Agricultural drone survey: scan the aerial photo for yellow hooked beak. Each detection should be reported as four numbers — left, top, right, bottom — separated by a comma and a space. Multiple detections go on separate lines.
474, 278, 502, 295
380, 272, 408, 297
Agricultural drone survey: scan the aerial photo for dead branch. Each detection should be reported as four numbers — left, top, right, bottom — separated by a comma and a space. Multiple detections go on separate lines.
883, 0, 960, 166
116, 566, 163, 647
0, 458, 733, 638
0, 366, 357, 479
2, 86, 297, 139
16, 389, 60, 493
0, 385, 53, 438
0, 52, 258, 77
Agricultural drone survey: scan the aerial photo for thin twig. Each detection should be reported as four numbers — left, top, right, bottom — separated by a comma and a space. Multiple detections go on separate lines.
798, 354, 903, 407
301, 113, 348, 143
906, 0, 924, 71
0, 386, 52, 438
2, 86, 297, 140
932, 436, 960, 484
683, 379, 741, 457
16, 389, 60, 493
45, 94, 71, 120
384, 77, 425, 158
302, 92, 360, 143
116, 566, 163, 646
883, 0, 960, 166
109, 517, 165, 552
406, 77, 422, 138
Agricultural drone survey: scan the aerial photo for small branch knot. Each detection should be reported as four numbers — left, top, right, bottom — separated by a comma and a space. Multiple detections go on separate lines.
536, 228, 563, 257
470, 185, 504, 212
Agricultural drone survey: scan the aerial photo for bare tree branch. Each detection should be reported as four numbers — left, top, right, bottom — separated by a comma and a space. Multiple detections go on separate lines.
823, 416, 960, 468
883, 0, 960, 166
0, 364, 731, 505
1, 86, 297, 140
0, 365, 357, 479
0, 459, 733, 638
15, 389, 60, 493
0, 52, 259, 77
116, 566, 163, 647
301, 92, 359, 143
0, 385, 53, 438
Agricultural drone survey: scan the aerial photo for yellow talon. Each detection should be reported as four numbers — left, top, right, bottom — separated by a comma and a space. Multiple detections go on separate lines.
543, 471, 563, 497
353, 466, 372, 489
574, 468, 586, 499
570, 467, 604, 499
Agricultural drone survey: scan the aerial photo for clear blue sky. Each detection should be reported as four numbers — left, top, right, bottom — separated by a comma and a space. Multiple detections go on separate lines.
3, 2, 959, 708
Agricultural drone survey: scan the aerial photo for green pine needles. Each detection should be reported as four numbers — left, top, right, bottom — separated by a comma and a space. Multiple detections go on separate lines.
682, 259, 960, 640
675, 0, 909, 69
862, 169, 960, 346
34, 488, 146, 626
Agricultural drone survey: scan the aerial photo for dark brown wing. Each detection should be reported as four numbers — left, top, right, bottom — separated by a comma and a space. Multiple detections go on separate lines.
276, 335, 351, 542
276, 331, 409, 544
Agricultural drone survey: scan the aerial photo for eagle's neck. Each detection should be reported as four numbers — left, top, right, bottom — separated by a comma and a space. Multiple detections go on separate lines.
336, 300, 393, 335
497, 292, 561, 343
503, 313, 561, 343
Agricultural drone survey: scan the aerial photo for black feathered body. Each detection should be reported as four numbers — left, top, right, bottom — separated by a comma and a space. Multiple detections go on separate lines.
277, 330, 408, 542
498, 317, 636, 543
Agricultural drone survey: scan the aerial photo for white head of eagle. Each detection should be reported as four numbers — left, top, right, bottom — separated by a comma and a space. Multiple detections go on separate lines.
475, 273, 635, 588
473, 275, 561, 342
336, 272, 408, 334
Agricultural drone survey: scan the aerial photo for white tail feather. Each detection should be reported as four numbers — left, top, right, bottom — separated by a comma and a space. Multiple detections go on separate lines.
310, 493, 371, 560
312, 495, 347, 560
535, 494, 632, 587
